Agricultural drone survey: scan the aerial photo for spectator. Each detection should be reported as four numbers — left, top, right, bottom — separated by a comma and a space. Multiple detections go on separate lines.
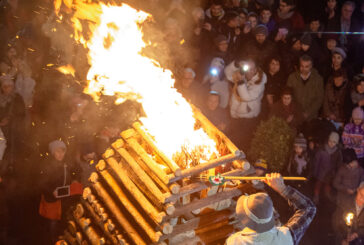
342, 107, 364, 167
202, 57, 229, 108
279, 33, 302, 75
269, 87, 304, 129
264, 56, 286, 106
313, 131, 342, 204
258, 6, 276, 35
200, 91, 230, 133
226, 58, 267, 149
323, 69, 350, 128
350, 74, 364, 110
226, 173, 316, 245
333, 182, 364, 245
247, 12, 259, 29
318, 35, 338, 75
274, 0, 305, 32
322, 47, 353, 83
333, 148, 364, 208
38, 140, 80, 244
242, 25, 277, 68
175, 68, 202, 106
287, 133, 309, 177
205, 0, 225, 33
306, 16, 323, 42
219, 11, 241, 54
322, 0, 338, 28
287, 55, 324, 121
300, 32, 322, 68
76, 142, 98, 187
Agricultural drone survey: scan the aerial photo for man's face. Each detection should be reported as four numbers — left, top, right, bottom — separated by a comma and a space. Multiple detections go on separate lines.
282, 94, 292, 106
182, 71, 194, 88
356, 188, 364, 206
349, 160, 359, 169
218, 41, 229, 52
269, 59, 280, 74
255, 33, 266, 44
211, 4, 223, 17
301, 43, 310, 52
279, 0, 293, 14
228, 16, 240, 28
342, 4, 354, 20
309, 20, 320, 32
260, 10, 271, 23
332, 53, 343, 66
299, 60, 312, 76
294, 145, 304, 155
53, 148, 66, 162
248, 16, 257, 28
207, 94, 220, 111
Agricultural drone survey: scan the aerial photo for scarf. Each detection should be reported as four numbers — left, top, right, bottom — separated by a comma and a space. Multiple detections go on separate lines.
324, 144, 337, 155
294, 155, 307, 175
277, 9, 294, 20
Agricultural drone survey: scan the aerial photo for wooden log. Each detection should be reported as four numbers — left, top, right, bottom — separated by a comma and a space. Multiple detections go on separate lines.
132, 122, 182, 176
160, 209, 233, 240
170, 151, 245, 183
169, 187, 242, 219
73, 215, 104, 245
198, 224, 234, 244
195, 219, 229, 234
113, 146, 167, 205
102, 158, 166, 224
112, 139, 172, 192
80, 199, 120, 245
89, 173, 147, 245
63, 230, 78, 245
164, 182, 209, 203
97, 167, 163, 242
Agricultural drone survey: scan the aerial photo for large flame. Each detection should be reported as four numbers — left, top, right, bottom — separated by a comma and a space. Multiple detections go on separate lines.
59, 2, 219, 165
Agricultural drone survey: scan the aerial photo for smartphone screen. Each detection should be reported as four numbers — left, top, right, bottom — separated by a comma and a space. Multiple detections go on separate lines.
56, 186, 70, 197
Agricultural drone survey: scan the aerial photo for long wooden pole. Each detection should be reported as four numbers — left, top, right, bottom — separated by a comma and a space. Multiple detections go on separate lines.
221, 176, 307, 181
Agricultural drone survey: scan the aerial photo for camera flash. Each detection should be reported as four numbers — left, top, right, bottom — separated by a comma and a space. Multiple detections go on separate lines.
243, 64, 249, 72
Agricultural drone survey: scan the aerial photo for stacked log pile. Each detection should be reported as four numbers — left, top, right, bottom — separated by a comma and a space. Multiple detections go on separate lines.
58, 107, 255, 245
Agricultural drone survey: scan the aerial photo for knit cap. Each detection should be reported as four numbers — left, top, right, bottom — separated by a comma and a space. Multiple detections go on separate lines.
300, 33, 312, 46
49, 140, 67, 155
294, 133, 307, 149
254, 159, 268, 172
352, 107, 364, 120
254, 24, 268, 36
332, 47, 347, 60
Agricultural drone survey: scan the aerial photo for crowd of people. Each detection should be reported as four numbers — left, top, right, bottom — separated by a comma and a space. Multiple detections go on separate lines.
0, 0, 363, 244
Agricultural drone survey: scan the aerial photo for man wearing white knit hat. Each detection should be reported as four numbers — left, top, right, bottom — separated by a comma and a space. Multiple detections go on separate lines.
226, 173, 316, 245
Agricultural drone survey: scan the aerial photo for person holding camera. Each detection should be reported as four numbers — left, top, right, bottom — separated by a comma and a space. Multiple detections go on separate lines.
225, 58, 267, 150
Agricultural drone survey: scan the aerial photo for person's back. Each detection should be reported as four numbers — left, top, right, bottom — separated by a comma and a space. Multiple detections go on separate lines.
226, 173, 316, 245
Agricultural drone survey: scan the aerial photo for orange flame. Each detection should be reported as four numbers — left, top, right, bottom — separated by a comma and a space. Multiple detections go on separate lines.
66, 3, 219, 165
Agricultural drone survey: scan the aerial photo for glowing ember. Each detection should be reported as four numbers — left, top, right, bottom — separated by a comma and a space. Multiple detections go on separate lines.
345, 212, 354, 226
65, 3, 219, 165
56, 64, 75, 77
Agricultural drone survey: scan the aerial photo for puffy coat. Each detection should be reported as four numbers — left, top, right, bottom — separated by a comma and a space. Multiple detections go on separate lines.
230, 71, 267, 118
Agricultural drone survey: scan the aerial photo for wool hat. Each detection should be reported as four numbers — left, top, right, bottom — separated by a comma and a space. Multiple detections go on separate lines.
214, 34, 228, 46
352, 107, 364, 120
342, 148, 357, 164
254, 159, 268, 172
236, 192, 275, 233
332, 47, 347, 60
300, 33, 312, 46
294, 133, 307, 149
328, 131, 340, 144
254, 24, 268, 36
49, 140, 66, 155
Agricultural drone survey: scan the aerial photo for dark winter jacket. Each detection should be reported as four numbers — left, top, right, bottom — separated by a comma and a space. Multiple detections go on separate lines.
269, 101, 304, 129
313, 145, 343, 182
287, 69, 324, 121
323, 78, 350, 123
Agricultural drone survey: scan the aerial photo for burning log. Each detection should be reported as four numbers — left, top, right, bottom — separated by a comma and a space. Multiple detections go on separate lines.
169, 151, 245, 183
132, 122, 182, 176
89, 173, 147, 245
